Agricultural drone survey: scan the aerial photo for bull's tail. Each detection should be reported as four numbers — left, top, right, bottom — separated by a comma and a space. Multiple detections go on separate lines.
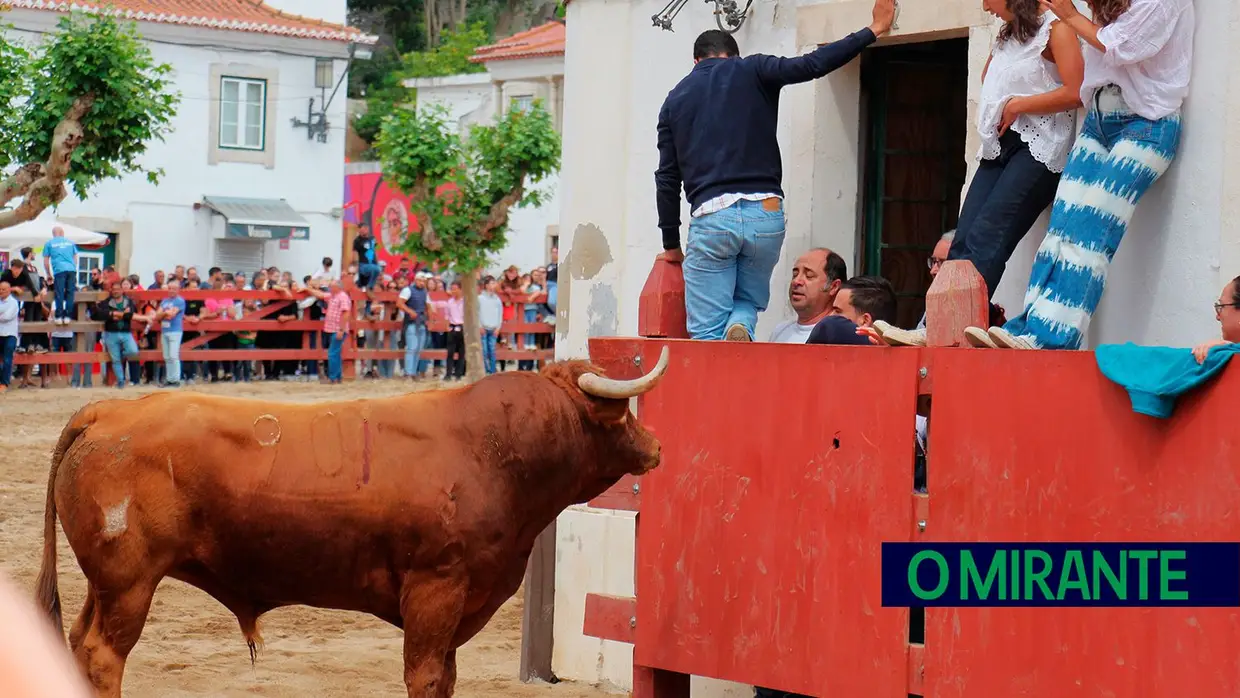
35, 403, 96, 636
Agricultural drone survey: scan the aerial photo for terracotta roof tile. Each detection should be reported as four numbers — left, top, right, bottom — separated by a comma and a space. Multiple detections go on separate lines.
470, 21, 564, 63
10, 0, 378, 43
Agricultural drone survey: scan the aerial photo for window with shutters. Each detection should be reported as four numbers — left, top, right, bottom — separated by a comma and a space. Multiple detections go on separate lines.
219, 77, 267, 150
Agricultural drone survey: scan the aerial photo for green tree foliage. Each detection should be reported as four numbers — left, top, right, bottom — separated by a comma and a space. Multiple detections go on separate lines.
402, 22, 489, 78
0, 13, 177, 228
376, 101, 560, 380
353, 23, 489, 155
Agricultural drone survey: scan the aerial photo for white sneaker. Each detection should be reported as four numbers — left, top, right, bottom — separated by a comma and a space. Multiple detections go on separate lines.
725, 323, 752, 342
964, 327, 998, 349
988, 327, 1036, 350
873, 321, 926, 347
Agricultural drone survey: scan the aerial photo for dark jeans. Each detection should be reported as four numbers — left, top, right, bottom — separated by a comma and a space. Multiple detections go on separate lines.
0, 335, 15, 385
444, 328, 465, 379
208, 334, 236, 381
53, 270, 76, 319
948, 129, 1061, 312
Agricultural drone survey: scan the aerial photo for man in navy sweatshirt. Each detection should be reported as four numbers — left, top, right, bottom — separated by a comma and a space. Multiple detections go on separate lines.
654, 0, 895, 342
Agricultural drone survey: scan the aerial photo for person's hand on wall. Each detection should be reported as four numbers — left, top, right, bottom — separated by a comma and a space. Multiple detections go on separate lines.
869, 0, 897, 37
0, 572, 91, 698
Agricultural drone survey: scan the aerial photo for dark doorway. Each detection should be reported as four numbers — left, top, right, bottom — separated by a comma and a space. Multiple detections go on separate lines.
860, 38, 969, 329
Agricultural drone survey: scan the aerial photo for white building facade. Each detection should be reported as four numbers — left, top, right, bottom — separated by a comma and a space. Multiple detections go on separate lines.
407, 21, 565, 275
4, 0, 374, 281
552, 0, 1236, 695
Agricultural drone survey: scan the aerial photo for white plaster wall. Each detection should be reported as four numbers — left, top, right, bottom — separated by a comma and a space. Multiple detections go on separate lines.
5, 15, 348, 281
556, 0, 1239, 694
414, 75, 561, 274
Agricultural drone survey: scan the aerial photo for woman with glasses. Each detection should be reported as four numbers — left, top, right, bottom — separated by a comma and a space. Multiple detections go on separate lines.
1192, 276, 1240, 364
874, 0, 1084, 347
968, 0, 1194, 351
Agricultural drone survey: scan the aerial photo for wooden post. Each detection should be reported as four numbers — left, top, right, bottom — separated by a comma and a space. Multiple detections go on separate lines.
924, 260, 988, 348
519, 522, 558, 683
638, 259, 689, 339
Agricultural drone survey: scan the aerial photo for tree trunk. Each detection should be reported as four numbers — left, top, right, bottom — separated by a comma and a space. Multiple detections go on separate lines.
425, 0, 440, 48
462, 270, 486, 383
0, 95, 95, 230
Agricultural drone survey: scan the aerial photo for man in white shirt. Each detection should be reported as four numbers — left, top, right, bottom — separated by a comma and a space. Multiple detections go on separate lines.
0, 280, 19, 392
766, 248, 846, 344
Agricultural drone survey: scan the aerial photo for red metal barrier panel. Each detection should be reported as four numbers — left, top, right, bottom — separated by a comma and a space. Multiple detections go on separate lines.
632, 339, 920, 696
925, 350, 1240, 698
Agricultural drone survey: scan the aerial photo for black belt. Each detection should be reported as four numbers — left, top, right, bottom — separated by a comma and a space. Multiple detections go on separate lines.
449, 324, 463, 331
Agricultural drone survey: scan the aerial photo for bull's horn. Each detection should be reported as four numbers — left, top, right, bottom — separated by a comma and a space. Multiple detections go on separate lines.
578, 346, 670, 400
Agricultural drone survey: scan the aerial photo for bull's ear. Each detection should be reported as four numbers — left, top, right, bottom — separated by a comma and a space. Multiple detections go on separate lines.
582, 394, 630, 425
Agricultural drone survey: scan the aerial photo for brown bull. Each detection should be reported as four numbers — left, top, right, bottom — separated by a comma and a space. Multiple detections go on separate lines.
35, 348, 669, 697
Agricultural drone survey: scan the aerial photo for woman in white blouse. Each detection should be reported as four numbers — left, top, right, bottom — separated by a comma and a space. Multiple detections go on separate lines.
968, 0, 1194, 350
875, 0, 1084, 347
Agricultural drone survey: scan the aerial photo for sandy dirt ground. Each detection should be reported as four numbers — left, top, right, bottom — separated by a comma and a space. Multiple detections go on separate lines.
0, 379, 617, 697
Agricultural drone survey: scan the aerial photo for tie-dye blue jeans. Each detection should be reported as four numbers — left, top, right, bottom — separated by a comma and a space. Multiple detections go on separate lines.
1001, 85, 1181, 349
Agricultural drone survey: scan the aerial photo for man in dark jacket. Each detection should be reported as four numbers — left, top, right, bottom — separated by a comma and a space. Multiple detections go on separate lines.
654, 0, 895, 341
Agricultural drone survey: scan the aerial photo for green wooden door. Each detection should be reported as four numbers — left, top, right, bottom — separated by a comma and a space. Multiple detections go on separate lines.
861, 39, 969, 329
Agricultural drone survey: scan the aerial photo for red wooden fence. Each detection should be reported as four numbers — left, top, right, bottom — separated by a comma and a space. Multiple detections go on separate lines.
571, 259, 1240, 697
11, 289, 555, 377
582, 337, 1240, 697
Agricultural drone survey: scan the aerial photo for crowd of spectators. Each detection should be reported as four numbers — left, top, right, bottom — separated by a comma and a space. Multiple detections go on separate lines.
0, 231, 559, 392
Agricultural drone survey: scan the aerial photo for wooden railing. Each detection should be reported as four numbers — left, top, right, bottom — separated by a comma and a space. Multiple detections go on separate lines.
12, 289, 555, 380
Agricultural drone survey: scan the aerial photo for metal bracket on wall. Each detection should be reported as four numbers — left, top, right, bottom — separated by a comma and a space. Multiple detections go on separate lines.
652, 0, 753, 34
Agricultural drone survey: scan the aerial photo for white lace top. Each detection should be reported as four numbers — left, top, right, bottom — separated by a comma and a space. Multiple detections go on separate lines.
976, 15, 1077, 173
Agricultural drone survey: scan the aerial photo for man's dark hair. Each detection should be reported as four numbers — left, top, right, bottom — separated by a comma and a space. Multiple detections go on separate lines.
842, 275, 897, 325
19, 246, 32, 259
811, 247, 847, 284
9, 259, 23, 269
693, 30, 740, 60
208, 266, 221, 277
322, 257, 332, 266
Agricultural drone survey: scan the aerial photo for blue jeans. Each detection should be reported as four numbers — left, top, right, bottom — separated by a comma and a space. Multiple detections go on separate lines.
72, 333, 93, 387
103, 331, 139, 388
53, 270, 76, 320
304, 331, 319, 377
51, 335, 74, 384
482, 329, 498, 374
546, 282, 557, 312
0, 335, 16, 386
683, 198, 786, 340
358, 263, 382, 290
379, 330, 397, 378
523, 307, 538, 347
162, 330, 183, 384
403, 323, 427, 377
327, 332, 344, 381
1002, 85, 1181, 349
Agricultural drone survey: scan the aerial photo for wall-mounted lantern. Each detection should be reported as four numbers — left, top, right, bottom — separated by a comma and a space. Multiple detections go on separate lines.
292, 45, 366, 143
